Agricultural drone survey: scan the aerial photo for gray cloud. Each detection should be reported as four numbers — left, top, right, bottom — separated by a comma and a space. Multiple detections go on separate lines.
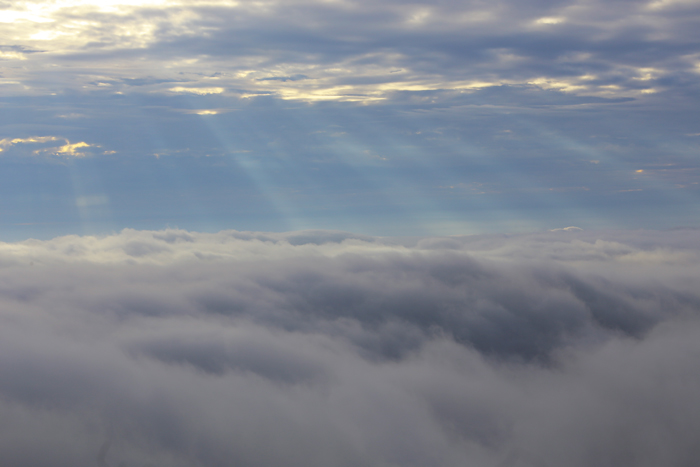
0, 228, 698, 465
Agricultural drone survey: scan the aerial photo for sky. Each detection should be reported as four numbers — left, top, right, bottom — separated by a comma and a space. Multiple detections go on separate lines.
0, 0, 699, 238
2, 1, 700, 466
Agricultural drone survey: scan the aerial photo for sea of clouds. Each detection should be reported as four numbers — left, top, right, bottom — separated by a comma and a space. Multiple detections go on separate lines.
0, 227, 699, 466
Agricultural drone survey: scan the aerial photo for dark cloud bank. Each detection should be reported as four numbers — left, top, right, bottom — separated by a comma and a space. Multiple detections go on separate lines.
0, 228, 699, 466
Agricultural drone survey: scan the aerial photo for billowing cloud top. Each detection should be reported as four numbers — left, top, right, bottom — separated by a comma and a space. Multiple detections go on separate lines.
0, 227, 699, 465
0, 0, 698, 238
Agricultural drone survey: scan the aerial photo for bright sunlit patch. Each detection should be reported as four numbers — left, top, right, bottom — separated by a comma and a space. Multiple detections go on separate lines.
455, 81, 502, 90
1, 0, 210, 53
528, 77, 586, 92
0, 136, 61, 150
0, 8, 55, 23
266, 76, 504, 103
55, 141, 92, 156
9, 0, 173, 18
0, 136, 96, 157
30, 30, 68, 41
632, 67, 661, 81
169, 87, 225, 95
534, 17, 565, 25
646, 0, 697, 9
0, 50, 27, 60
275, 86, 386, 102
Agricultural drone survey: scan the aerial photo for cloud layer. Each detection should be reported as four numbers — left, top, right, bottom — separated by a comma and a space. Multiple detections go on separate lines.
0, 0, 697, 121
1, 0, 699, 236
0, 228, 699, 466
3, 0, 700, 101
